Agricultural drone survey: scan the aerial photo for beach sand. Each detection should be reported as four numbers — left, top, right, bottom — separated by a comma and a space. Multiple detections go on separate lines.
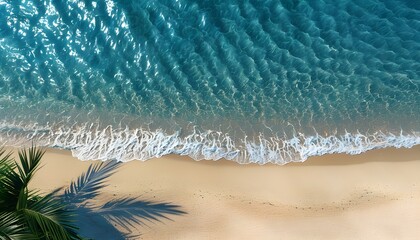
7, 145, 420, 239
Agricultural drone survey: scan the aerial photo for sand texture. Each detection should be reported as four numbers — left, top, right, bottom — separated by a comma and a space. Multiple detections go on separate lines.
6, 146, 420, 240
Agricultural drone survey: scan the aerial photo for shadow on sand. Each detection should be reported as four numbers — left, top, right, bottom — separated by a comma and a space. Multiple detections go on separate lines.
58, 161, 186, 239
73, 197, 185, 239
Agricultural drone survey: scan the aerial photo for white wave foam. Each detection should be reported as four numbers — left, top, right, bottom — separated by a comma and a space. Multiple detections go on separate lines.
0, 121, 419, 165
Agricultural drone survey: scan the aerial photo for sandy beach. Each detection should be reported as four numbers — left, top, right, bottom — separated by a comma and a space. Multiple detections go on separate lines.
6, 145, 420, 240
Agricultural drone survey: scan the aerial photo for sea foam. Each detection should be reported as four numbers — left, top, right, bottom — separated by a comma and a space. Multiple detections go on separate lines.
1, 120, 418, 164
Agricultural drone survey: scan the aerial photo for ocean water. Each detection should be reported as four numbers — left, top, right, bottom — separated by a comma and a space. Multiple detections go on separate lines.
0, 0, 419, 164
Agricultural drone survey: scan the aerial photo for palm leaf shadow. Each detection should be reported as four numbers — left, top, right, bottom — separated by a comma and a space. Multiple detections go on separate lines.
59, 161, 186, 240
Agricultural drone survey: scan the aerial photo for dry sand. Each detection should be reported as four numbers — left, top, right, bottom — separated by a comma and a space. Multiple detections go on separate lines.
6, 145, 420, 240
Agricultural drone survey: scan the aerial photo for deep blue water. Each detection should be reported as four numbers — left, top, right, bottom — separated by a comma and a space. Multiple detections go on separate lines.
0, 0, 419, 164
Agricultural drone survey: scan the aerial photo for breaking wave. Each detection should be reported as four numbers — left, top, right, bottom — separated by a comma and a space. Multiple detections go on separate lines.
1, 120, 418, 164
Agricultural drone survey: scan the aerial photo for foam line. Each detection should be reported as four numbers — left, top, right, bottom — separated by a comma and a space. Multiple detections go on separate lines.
1, 121, 418, 165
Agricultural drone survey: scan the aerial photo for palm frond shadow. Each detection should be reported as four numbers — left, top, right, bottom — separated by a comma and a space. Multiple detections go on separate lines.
59, 161, 186, 240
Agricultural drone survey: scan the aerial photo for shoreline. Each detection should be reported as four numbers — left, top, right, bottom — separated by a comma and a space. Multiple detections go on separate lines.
4, 145, 420, 239
2, 128, 418, 165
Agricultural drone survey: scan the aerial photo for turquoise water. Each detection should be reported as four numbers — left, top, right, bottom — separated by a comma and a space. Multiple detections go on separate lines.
0, 0, 419, 164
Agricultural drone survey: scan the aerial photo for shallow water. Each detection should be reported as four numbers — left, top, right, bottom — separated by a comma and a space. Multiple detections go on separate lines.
0, 0, 419, 164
